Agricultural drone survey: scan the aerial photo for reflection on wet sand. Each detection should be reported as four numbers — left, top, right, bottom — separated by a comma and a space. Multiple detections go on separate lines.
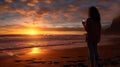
28, 47, 42, 54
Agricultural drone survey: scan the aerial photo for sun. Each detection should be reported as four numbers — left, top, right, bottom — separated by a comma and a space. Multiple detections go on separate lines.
17, 28, 41, 35
27, 29, 37, 35
22, 28, 40, 35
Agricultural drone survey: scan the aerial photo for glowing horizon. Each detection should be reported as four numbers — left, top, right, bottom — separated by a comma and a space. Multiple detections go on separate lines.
22, 28, 39, 35
0, 23, 85, 35
0, 29, 85, 35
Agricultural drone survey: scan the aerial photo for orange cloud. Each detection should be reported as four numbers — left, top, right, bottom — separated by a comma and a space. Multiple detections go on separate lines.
27, 2, 36, 7
69, 5, 79, 11
27, 0, 39, 7
20, 0, 27, 2
5, 0, 13, 3
14, 8, 27, 14
64, 12, 72, 19
23, 21, 39, 27
32, 0, 39, 3
12, 8, 38, 17
0, 24, 36, 34
0, 4, 9, 13
44, 0, 52, 4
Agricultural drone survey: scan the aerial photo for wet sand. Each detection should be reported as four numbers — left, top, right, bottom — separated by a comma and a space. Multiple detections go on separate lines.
0, 44, 120, 67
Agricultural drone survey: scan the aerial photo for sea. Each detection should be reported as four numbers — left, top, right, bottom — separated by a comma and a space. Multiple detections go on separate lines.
0, 34, 120, 50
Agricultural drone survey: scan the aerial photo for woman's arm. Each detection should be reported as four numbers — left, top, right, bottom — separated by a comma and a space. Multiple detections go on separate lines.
82, 20, 87, 31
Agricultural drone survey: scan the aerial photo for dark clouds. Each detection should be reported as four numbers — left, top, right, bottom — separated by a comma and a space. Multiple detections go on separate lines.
0, 0, 120, 29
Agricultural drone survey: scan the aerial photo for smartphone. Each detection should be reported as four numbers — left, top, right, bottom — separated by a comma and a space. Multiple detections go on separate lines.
82, 19, 85, 22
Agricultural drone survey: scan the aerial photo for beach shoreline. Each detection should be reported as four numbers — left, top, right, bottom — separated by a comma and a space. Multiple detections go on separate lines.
0, 43, 120, 67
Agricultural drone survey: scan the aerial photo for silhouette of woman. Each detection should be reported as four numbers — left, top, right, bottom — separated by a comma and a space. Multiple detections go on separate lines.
82, 6, 101, 67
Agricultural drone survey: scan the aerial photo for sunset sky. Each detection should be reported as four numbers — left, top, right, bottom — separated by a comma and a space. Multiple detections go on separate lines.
0, 0, 120, 34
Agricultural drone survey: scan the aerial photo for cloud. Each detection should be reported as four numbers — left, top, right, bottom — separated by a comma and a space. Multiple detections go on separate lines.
69, 5, 80, 12
1, 24, 26, 29
27, 2, 36, 7
64, 12, 72, 20
27, 0, 39, 7
0, 24, 28, 34
5, 0, 13, 3
13, 8, 37, 17
0, 5, 8, 14
2, 7, 48, 18
0, 0, 120, 31
20, 0, 27, 2
0, 24, 26, 33
98, 2, 120, 22
37, 7, 52, 15
44, 0, 52, 4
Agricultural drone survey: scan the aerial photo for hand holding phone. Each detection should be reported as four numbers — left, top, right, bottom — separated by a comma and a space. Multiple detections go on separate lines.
82, 19, 86, 31
82, 19, 85, 25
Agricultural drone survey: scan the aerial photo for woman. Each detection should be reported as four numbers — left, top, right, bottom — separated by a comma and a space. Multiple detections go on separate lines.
82, 6, 101, 67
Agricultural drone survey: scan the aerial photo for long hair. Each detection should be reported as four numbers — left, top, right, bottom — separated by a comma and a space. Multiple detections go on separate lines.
88, 6, 100, 22
87, 6, 101, 43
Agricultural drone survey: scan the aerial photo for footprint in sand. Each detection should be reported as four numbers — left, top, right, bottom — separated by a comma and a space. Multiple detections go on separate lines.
61, 56, 71, 59
66, 59, 86, 63
14, 59, 23, 63
63, 63, 87, 67
32, 60, 46, 64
